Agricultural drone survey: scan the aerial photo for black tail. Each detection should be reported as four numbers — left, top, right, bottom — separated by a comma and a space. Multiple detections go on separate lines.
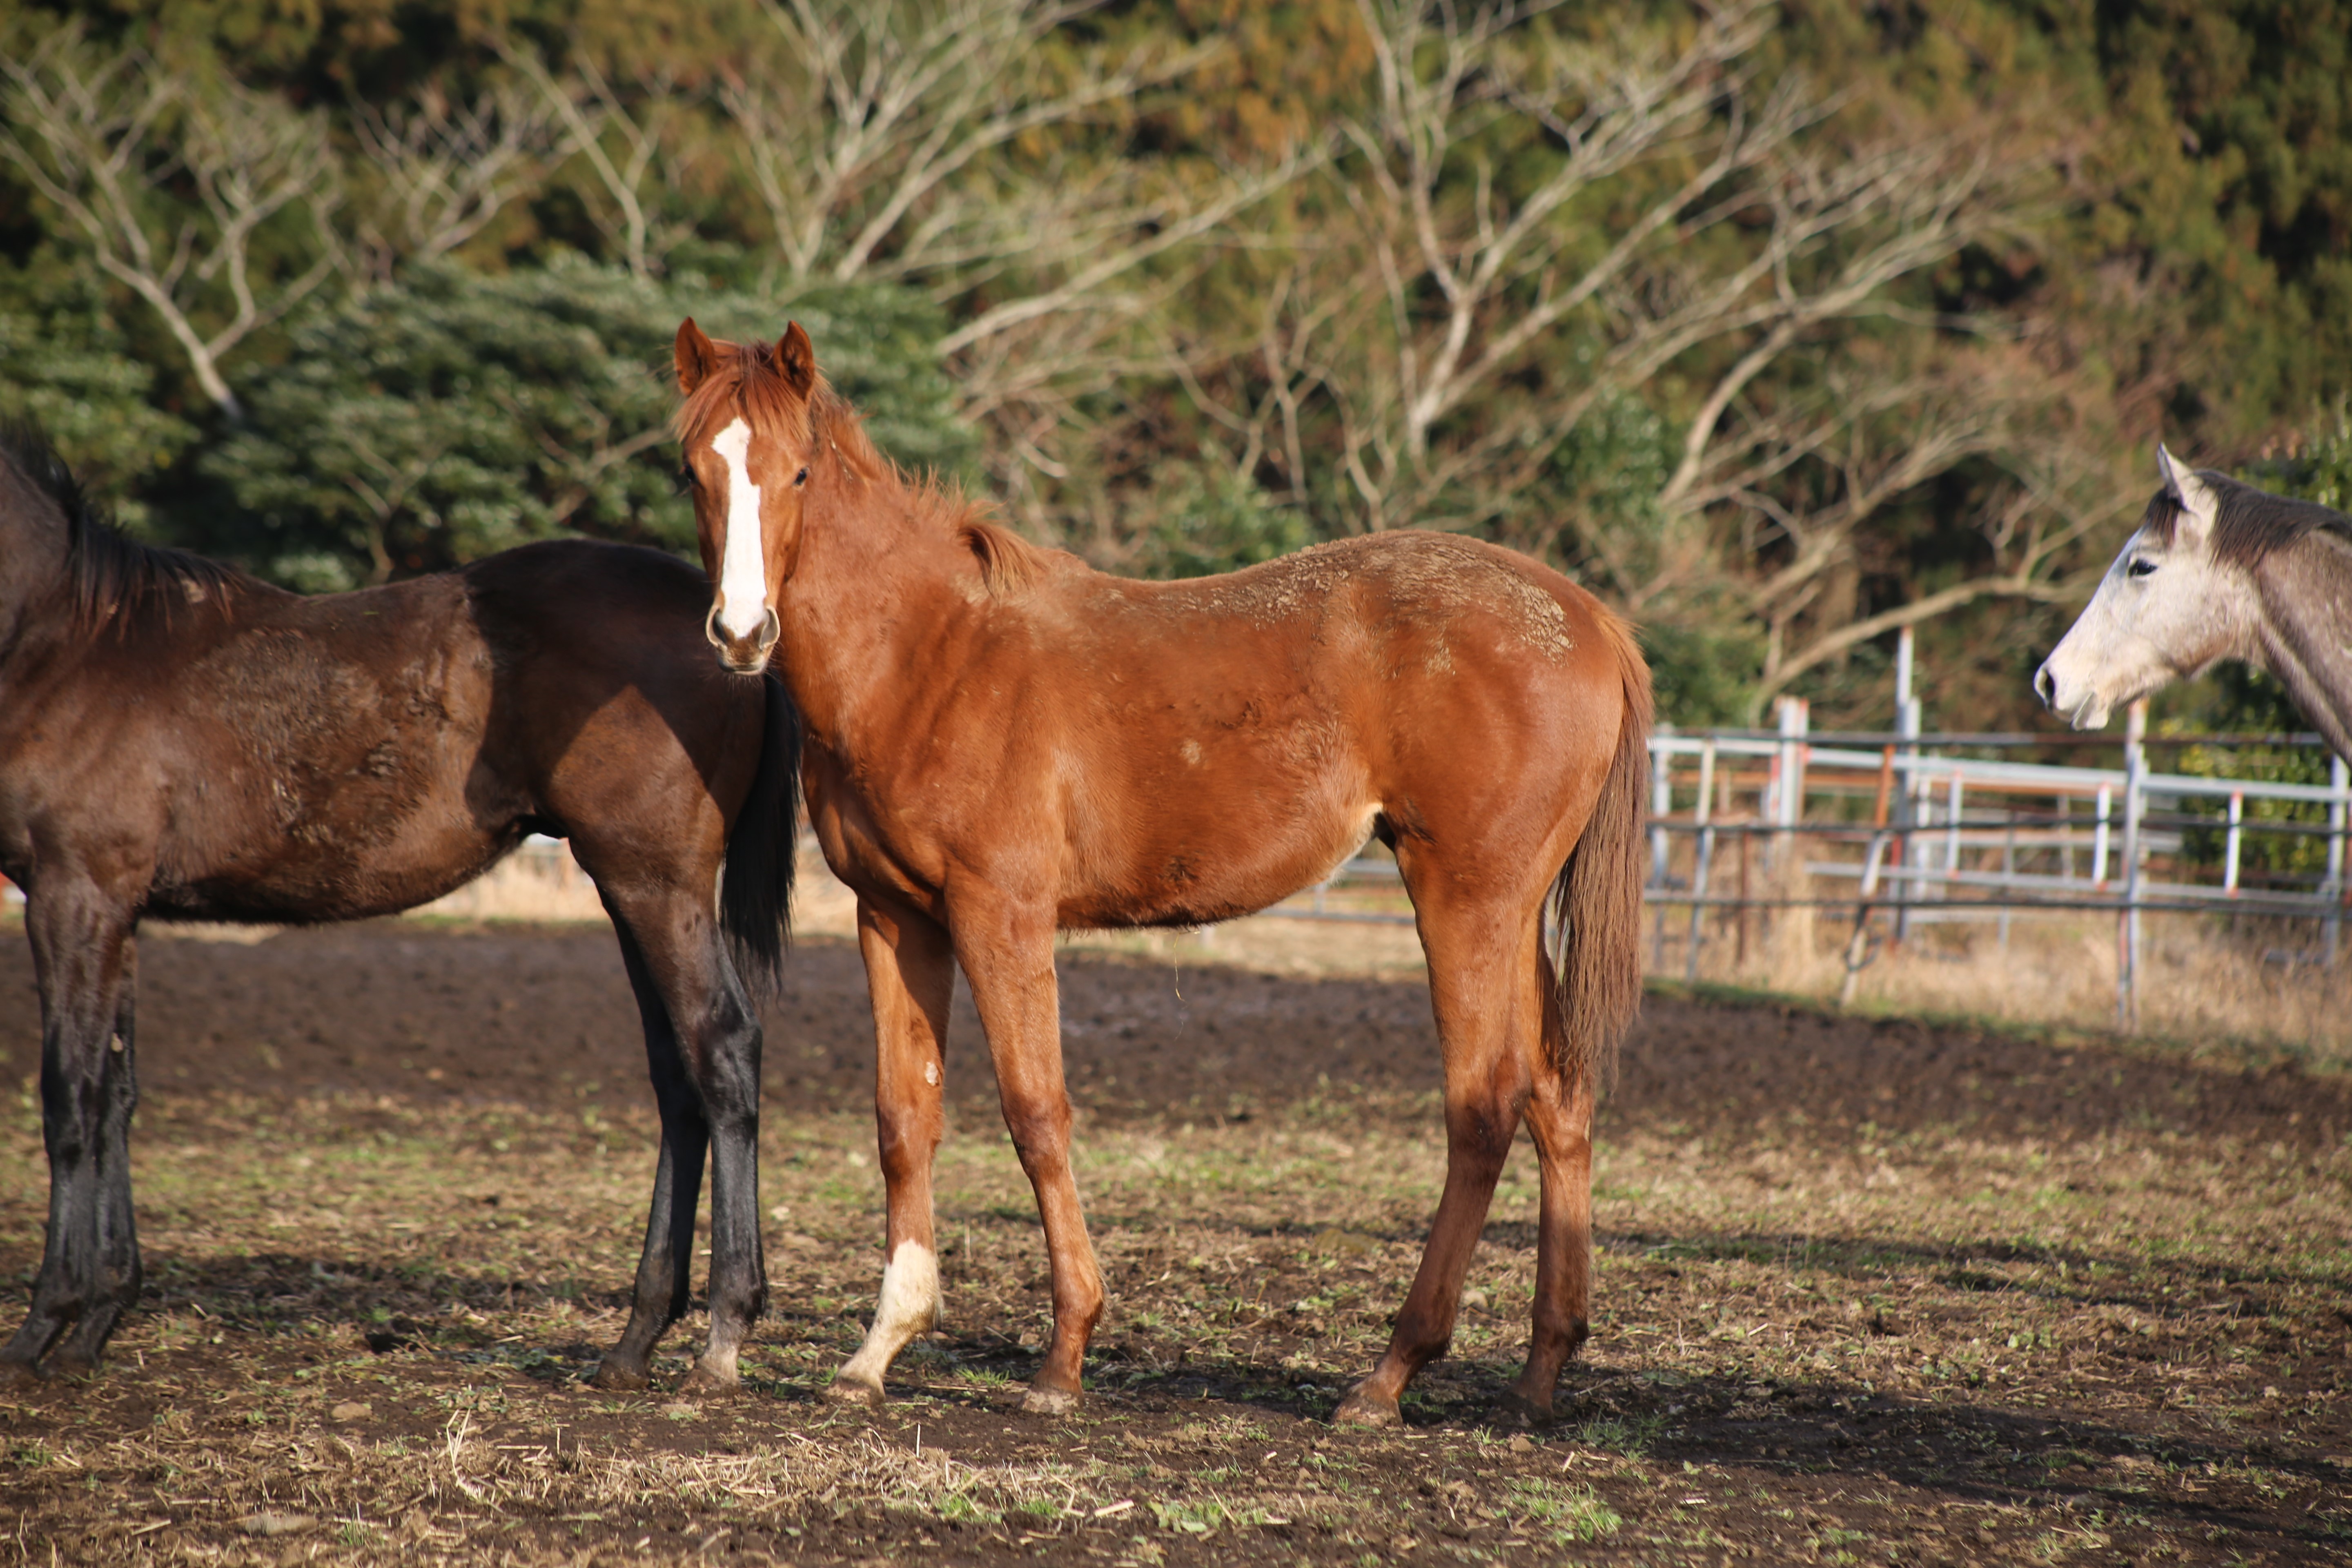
719, 673, 802, 1000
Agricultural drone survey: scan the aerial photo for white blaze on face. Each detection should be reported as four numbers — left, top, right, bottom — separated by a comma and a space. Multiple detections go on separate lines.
710, 417, 769, 640
833, 1240, 941, 1392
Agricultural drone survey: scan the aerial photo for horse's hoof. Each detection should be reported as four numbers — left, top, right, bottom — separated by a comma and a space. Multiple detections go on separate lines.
677, 1365, 738, 1397
42, 1352, 97, 1382
0, 1359, 42, 1390
589, 1360, 649, 1392
1498, 1387, 1555, 1428
1020, 1382, 1080, 1417
824, 1375, 884, 1408
1332, 1383, 1400, 1428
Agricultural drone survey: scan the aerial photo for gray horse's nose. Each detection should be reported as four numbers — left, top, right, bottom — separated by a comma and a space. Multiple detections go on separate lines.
2033, 664, 2055, 707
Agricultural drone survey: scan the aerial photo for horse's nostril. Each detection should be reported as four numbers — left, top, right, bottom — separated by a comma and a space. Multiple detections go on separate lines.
2034, 666, 2054, 705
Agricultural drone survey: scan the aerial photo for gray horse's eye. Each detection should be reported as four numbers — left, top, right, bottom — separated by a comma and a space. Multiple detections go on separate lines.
2126, 557, 2157, 579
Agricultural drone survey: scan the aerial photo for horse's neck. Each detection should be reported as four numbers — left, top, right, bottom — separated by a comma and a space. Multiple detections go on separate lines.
2252, 532, 2352, 760
773, 479, 979, 742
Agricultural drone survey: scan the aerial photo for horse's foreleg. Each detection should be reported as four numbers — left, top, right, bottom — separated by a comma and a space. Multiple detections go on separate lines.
830, 900, 954, 1406
45, 955, 145, 1377
2, 883, 140, 1385
1505, 1058, 1596, 1425
593, 916, 711, 1393
954, 906, 1101, 1415
1336, 905, 1531, 1428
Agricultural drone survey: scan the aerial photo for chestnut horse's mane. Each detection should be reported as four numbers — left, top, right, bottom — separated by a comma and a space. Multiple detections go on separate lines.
672, 340, 1050, 597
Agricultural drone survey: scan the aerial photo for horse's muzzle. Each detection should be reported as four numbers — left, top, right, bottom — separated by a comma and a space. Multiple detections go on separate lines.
706, 602, 780, 674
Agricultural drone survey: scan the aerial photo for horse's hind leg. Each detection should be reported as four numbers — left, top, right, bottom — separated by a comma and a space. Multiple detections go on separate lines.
1504, 1053, 1596, 1424
1334, 897, 1539, 1428
1, 884, 142, 1386
829, 898, 953, 1406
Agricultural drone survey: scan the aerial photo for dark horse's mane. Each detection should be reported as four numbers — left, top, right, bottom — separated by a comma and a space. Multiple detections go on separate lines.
2142, 468, 2352, 570
671, 339, 1051, 596
0, 419, 249, 628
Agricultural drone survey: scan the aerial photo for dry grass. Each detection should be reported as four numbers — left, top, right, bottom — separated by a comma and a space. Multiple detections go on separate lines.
1669, 903, 2352, 1071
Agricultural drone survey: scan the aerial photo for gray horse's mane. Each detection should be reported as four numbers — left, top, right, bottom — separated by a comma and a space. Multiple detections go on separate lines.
2141, 469, 2352, 570
0, 419, 247, 628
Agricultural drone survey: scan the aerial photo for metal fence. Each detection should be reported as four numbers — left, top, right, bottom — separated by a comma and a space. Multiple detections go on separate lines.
1273, 693, 2350, 1029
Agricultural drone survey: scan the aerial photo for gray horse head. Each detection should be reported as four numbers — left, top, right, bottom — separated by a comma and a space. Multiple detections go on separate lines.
2035, 447, 2352, 755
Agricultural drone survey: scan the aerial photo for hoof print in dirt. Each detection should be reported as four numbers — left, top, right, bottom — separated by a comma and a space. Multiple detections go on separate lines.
824, 1376, 885, 1408
1497, 1390, 1555, 1428
588, 1361, 651, 1392
676, 1367, 738, 1398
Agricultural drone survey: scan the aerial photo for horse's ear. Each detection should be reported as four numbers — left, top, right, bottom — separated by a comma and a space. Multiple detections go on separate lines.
778, 321, 816, 396
2156, 443, 2219, 546
676, 318, 719, 395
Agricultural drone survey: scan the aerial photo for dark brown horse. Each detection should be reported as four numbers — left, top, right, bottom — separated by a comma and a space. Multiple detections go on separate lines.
669, 321, 1651, 1426
0, 422, 798, 1391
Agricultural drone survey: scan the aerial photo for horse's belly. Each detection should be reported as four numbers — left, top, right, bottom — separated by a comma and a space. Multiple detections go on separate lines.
1061, 798, 1378, 930
151, 766, 511, 922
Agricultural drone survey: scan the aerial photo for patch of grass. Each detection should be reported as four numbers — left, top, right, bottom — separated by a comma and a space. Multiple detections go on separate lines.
1503, 1479, 1622, 1542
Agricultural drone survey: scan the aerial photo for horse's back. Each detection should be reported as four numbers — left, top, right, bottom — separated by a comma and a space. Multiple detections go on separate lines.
1067, 531, 1629, 775
1006, 531, 1637, 925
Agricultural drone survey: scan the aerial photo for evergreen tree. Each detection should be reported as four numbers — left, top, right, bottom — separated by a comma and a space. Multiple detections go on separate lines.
200, 258, 972, 588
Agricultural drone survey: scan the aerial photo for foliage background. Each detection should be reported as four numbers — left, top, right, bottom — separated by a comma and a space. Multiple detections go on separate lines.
1, 0, 2346, 733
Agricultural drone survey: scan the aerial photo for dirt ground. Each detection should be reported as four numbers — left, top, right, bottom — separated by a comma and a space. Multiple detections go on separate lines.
0, 918, 2347, 1565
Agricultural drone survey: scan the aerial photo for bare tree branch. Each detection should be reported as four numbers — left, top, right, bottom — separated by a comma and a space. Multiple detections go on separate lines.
499, 42, 698, 280
0, 28, 343, 417
348, 79, 561, 278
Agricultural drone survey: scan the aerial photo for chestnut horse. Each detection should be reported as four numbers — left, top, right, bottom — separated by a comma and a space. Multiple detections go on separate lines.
0, 421, 797, 1392
670, 322, 1651, 1426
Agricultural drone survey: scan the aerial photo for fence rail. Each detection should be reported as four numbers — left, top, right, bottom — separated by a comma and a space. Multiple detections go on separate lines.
1269, 693, 2350, 1029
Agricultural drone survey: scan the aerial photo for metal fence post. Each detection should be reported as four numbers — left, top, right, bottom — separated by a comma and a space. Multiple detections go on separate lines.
1774, 695, 1804, 849
1893, 629, 1921, 942
2329, 753, 2349, 967
1685, 739, 1717, 983
1650, 728, 1674, 970
1943, 770, 1964, 904
2119, 699, 2147, 1030
2094, 785, 2112, 888
2223, 790, 2243, 898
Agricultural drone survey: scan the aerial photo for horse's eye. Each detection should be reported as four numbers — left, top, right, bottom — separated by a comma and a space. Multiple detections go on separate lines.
794, 468, 809, 487
2126, 557, 2157, 579
673, 466, 699, 497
